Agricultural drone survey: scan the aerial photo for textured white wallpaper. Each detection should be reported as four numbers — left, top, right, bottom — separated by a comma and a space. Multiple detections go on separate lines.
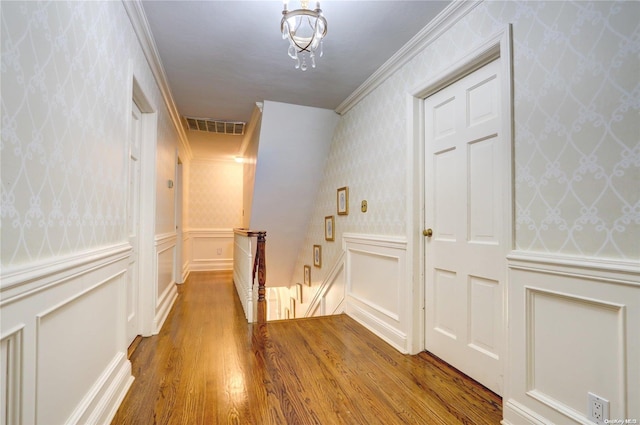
293, 0, 639, 289
188, 160, 242, 229
1, 1, 180, 269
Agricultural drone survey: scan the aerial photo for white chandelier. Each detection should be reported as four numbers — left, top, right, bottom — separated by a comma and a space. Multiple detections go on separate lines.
281, 0, 327, 71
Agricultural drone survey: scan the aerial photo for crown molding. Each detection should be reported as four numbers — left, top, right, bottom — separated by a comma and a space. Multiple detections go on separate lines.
122, 0, 193, 161
335, 0, 482, 116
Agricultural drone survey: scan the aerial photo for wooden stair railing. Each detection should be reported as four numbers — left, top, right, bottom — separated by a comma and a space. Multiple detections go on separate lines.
248, 231, 267, 323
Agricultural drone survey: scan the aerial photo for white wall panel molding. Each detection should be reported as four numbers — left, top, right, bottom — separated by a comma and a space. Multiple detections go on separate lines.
186, 228, 234, 238
342, 233, 408, 250
35, 271, 127, 425
525, 288, 626, 424
304, 250, 345, 318
0, 252, 131, 425
0, 243, 131, 304
154, 232, 177, 247
1, 325, 24, 425
63, 353, 133, 425
153, 275, 177, 334
182, 233, 190, 283
508, 251, 640, 285
505, 253, 639, 425
501, 399, 550, 425
187, 228, 234, 272
348, 302, 408, 352
153, 232, 177, 334
190, 258, 234, 272
343, 233, 411, 353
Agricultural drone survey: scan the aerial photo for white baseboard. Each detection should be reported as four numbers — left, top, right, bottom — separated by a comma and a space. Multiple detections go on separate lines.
190, 258, 233, 271
502, 399, 551, 425
154, 283, 178, 334
66, 353, 133, 425
347, 301, 408, 353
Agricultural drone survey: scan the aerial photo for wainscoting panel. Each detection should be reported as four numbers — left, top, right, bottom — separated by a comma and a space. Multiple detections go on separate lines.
343, 234, 410, 353
0, 245, 133, 425
188, 229, 234, 271
504, 252, 639, 425
154, 233, 178, 334
1, 326, 23, 425
182, 233, 190, 283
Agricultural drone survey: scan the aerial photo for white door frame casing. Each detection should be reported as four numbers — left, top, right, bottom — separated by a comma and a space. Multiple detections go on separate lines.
406, 25, 514, 359
174, 155, 184, 284
130, 75, 158, 338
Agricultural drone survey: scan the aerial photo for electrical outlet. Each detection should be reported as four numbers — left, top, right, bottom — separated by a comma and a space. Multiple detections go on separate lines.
588, 392, 609, 424
217, 248, 223, 256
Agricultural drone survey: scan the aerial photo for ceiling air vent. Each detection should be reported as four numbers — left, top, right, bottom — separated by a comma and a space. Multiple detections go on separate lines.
185, 117, 245, 135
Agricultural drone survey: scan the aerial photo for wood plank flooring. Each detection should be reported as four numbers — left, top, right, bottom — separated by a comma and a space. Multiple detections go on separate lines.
111, 271, 502, 424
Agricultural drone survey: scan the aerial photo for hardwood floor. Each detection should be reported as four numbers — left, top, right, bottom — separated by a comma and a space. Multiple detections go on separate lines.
111, 271, 502, 424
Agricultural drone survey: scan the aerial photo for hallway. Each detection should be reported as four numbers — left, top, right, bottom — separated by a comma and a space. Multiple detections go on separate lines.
111, 271, 501, 424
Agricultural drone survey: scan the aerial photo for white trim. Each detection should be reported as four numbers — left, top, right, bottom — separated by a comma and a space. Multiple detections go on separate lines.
508, 251, 640, 282
186, 228, 234, 238
0, 243, 131, 305
85, 355, 134, 425
153, 281, 177, 334
1, 325, 24, 425
348, 291, 399, 322
409, 27, 508, 98
335, 1, 481, 115
153, 234, 178, 333
304, 250, 345, 317
347, 302, 408, 353
190, 258, 233, 271
155, 232, 177, 246
121, 0, 193, 160
35, 271, 126, 321
64, 353, 133, 425
341, 233, 407, 249
136, 98, 159, 337
502, 399, 550, 425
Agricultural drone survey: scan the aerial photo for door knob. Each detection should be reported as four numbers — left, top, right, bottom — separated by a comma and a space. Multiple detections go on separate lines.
423, 228, 433, 237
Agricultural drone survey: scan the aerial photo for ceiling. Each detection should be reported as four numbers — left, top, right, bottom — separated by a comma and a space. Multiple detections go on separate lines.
141, 0, 450, 157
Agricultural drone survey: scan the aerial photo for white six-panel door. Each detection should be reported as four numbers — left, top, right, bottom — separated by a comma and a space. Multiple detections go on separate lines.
424, 58, 505, 395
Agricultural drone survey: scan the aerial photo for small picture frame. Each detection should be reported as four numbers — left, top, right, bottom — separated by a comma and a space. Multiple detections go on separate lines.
296, 283, 303, 303
337, 186, 349, 215
284, 308, 290, 319
324, 215, 335, 241
304, 265, 311, 286
313, 245, 322, 268
290, 298, 296, 317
